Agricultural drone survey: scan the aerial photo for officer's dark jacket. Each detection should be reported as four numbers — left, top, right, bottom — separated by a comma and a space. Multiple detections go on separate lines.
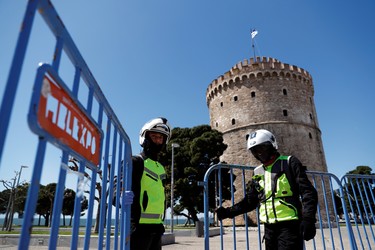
227, 153, 318, 223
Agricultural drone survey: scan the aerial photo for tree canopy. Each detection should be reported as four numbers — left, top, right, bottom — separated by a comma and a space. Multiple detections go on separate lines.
158, 125, 230, 223
347, 165, 374, 175
334, 165, 375, 220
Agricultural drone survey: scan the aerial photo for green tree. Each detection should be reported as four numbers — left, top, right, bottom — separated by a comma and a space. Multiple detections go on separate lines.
62, 188, 75, 226
343, 166, 374, 222
62, 188, 89, 226
0, 184, 12, 214
158, 125, 230, 223
0, 178, 28, 231
13, 182, 29, 218
36, 183, 56, 227
347, 166, 373, 175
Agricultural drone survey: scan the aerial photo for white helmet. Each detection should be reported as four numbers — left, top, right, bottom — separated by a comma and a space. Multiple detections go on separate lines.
139, 117, 171, 146
247, 129, 278, 150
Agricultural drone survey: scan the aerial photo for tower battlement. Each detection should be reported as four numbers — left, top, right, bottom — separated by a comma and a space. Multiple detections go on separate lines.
206, 57, 313, 105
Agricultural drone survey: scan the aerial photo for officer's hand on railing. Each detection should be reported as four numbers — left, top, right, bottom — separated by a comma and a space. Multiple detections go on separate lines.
122, 191, 134, 206
301, 218, 316, 241
216, 206, 231, 220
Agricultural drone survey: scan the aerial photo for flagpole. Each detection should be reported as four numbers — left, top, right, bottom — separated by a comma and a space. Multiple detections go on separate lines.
250, 28, 257, 59
251, 36, 256, 59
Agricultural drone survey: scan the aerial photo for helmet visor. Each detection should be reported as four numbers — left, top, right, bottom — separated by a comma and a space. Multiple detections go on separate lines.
152, 124, 170, 134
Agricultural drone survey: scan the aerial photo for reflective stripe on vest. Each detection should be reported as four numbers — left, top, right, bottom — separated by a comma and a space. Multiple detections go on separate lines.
253, 155, 299, 224
139, 158, 166, 224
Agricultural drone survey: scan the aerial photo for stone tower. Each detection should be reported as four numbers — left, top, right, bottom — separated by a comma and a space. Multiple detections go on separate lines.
206, 56, 328, 172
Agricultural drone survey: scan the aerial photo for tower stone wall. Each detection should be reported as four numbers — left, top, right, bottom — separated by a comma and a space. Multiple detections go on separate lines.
206, 56, 327, 172
206, 57, 329, 225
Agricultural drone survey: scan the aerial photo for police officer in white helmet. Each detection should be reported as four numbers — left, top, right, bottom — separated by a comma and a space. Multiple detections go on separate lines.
216, 129, 318, 250
130, 117, 171, 250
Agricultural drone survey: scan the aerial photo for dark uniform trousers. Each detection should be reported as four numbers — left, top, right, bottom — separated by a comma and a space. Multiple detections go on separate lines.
264, 220, 303, 250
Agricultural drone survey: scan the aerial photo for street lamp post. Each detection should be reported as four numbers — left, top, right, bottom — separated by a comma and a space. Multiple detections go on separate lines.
170, 143, 179, 233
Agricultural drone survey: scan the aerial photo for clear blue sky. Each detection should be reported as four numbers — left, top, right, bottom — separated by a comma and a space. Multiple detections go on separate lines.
0, 0, 374, 190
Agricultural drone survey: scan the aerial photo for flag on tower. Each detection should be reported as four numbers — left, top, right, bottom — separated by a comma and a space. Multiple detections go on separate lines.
251, 29, 258, 39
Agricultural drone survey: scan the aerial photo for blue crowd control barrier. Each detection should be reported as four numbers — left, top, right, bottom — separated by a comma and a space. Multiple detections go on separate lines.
202, 163, 374, 250
0, 1, 133, 249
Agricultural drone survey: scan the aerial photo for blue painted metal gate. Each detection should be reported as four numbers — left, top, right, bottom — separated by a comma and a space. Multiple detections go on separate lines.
203, 164, 375, 250
0, 0, 132, 249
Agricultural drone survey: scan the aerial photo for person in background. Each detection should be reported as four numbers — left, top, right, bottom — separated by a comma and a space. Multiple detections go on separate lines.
216, 129, 318, 250
130, 117, 171, 250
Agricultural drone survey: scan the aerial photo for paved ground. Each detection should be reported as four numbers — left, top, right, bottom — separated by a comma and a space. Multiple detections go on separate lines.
0, 232, 344, 250
1, 230, 243, 250
0, 226, 370, 250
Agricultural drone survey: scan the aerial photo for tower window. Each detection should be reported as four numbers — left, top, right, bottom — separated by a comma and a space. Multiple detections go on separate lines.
220, 102, 223, 107
283, 110, 288, 116
251, 92, 256, 98
283, 89, 288, 95
309, 132, 312, 139
309, 113, 313, 119
234, 96, 238, 101
231, 119, 236, 125
216, 122, 218, 127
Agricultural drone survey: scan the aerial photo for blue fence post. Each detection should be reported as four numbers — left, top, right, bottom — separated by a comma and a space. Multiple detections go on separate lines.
49, 152, 69, 249
0, 0, 38, 166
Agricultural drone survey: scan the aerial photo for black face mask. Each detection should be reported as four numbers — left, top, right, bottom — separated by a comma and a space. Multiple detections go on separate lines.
250, 143, 276, 164
143, 138, 164, 160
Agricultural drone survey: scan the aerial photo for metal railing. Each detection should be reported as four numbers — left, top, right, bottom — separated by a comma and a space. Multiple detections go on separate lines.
203, 163, 374, 250
0, 1, 132, 249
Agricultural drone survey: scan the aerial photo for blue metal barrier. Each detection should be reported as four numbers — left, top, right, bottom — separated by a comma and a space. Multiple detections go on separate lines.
341, 174, 375, 250
0, 1, 132, 249
202, 164, 374, 250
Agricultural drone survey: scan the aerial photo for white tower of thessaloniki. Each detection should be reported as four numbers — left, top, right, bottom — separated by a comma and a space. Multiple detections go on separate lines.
206, 57, 327, 172
206, 57, 328, 225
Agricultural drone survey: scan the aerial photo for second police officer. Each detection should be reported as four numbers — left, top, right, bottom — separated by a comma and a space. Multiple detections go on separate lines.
216, 129, 318, 250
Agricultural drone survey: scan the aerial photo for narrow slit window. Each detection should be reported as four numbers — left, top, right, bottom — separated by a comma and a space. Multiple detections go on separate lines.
283, 110, 288, 116
231, 119, 236, 125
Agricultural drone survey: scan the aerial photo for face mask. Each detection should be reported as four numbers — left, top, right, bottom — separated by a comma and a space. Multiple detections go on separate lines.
143, 138, 165, 160
250, 143, 275, 164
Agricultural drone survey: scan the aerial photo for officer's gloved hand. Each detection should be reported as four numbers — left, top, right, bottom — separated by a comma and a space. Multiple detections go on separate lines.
216, 206, 231, 220
122, 191, 134, 206
301, 218, 316, 241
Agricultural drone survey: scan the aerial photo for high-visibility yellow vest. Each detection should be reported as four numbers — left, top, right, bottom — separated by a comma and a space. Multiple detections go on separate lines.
139, 158, 166, 224
253, 155, 299, 224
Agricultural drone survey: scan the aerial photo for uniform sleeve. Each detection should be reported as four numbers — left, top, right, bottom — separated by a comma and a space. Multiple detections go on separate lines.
131, 156, 143, 225
227, 181, 259, 217
289, 156, 318, 221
